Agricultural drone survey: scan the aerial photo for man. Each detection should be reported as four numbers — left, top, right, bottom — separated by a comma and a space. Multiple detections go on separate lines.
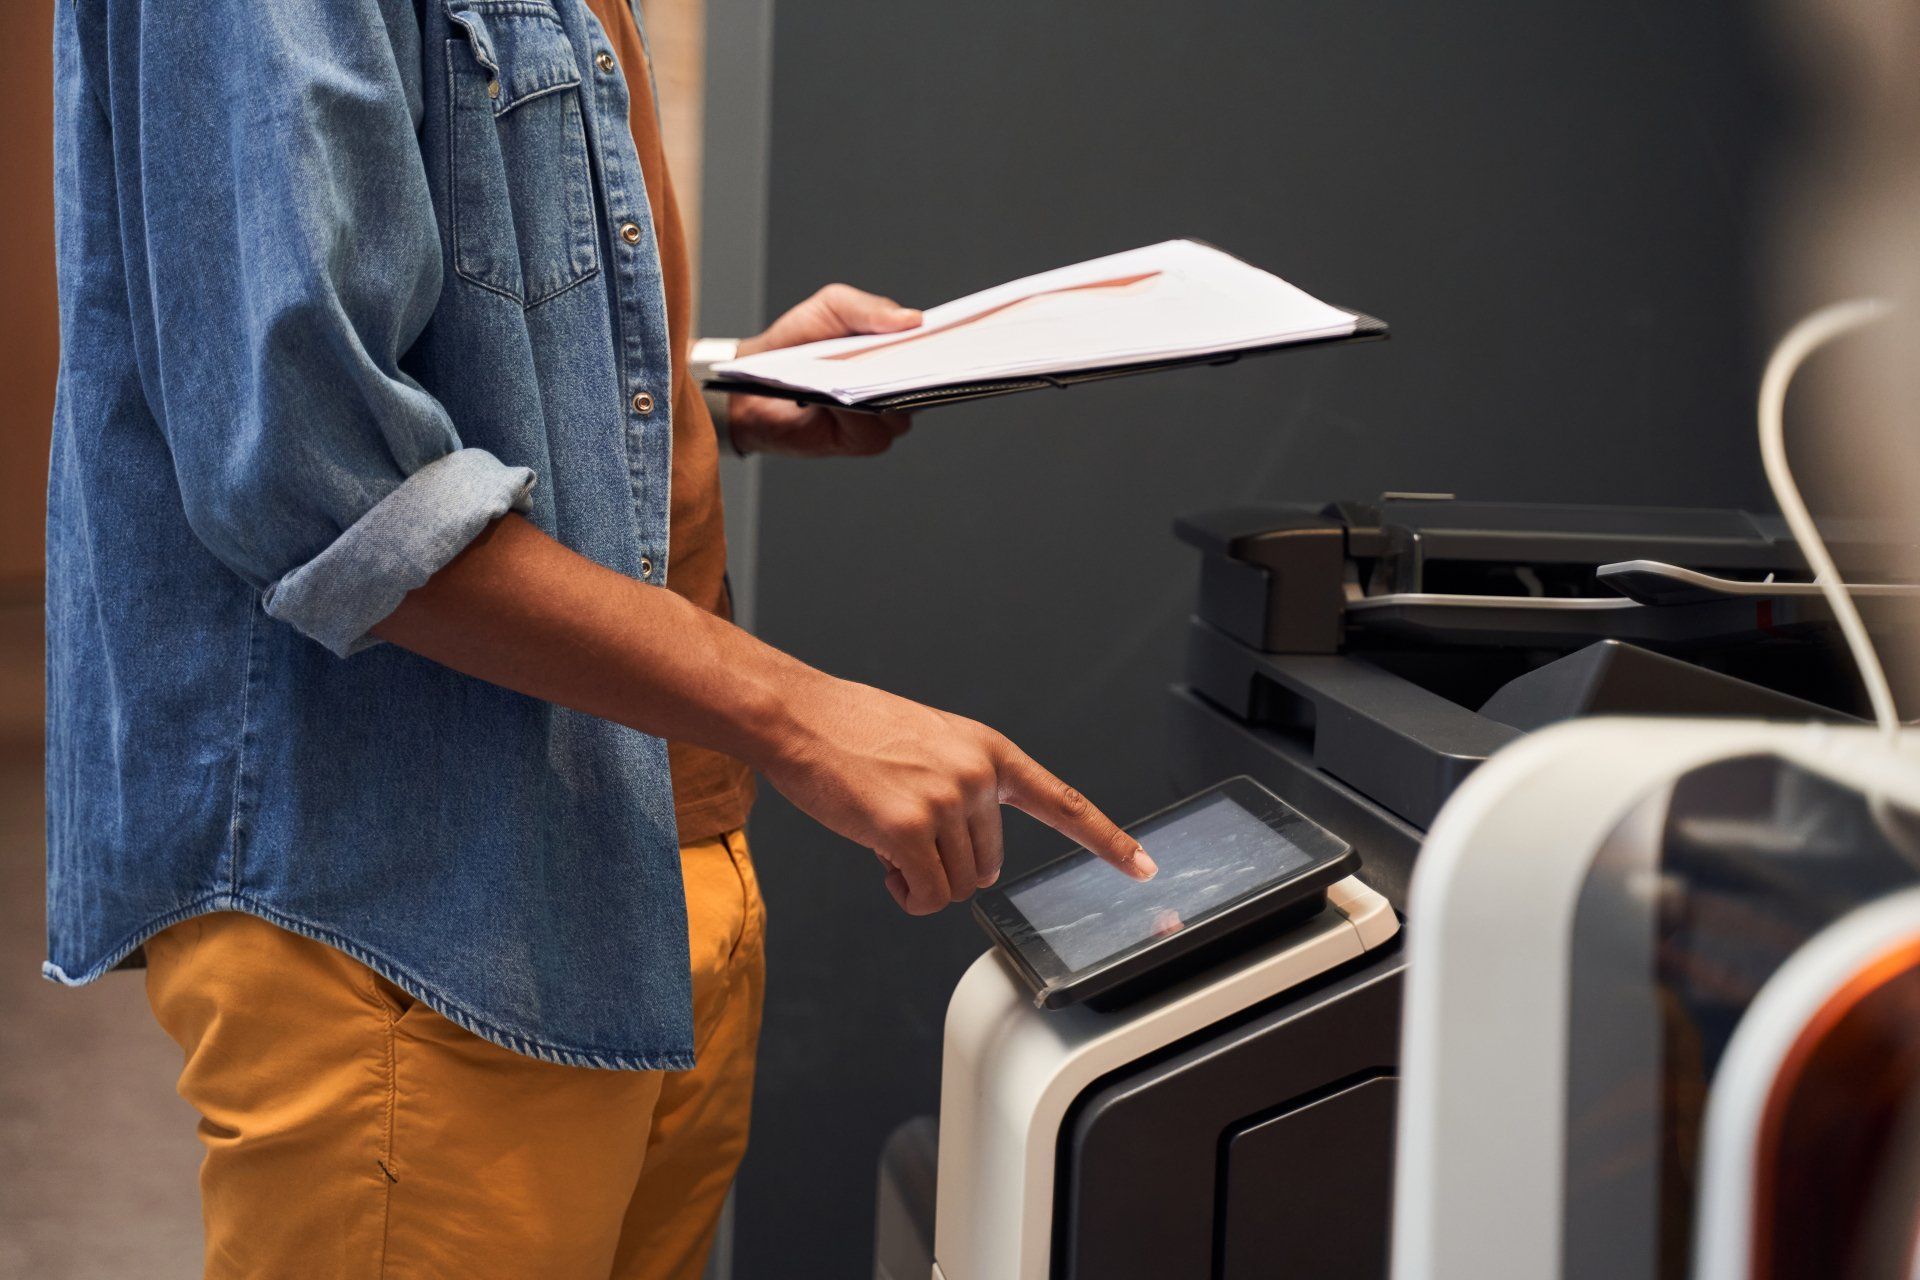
44, 1, 1154, 1276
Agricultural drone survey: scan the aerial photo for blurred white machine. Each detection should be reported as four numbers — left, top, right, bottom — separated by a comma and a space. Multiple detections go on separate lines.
1392, 718, 1920, 1280
1695, 881, 1920, 1280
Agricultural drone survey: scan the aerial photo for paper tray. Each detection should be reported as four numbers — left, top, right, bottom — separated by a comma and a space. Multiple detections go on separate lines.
703, 312, 1389, 414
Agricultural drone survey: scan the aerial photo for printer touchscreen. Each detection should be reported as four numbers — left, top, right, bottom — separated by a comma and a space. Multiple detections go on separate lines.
1005, 790, 1320, 973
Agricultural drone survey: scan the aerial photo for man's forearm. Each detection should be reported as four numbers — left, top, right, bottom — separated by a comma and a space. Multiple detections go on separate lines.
372, 511, 1151, 914
371, 513, 805, 766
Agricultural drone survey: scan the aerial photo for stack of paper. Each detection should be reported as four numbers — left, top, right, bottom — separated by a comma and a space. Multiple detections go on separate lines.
709, 240, 1366, 407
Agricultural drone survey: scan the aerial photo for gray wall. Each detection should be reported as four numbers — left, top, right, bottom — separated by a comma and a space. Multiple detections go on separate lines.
722, 4, 1782, 1276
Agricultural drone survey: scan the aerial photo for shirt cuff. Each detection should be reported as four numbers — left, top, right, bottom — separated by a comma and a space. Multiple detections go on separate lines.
690, 336, 740, 450
261, 448, 537, 657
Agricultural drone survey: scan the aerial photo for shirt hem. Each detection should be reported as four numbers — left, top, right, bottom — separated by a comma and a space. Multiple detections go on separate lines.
672, 772, 756, 846
42, 894, 694, 1072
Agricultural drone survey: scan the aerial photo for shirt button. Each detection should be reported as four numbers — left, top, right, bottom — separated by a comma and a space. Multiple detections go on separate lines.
596, 51, 616, 72
631, 391, 655, 415
639, 557, 654, 578
486, 79, 501, 99
619, 222, 643, 245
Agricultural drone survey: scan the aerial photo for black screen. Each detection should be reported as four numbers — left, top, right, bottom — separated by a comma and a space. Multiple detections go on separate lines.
1004, 792, 1318, 973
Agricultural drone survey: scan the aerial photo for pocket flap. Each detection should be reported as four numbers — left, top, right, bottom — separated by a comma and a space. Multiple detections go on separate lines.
448, 1, 582, 116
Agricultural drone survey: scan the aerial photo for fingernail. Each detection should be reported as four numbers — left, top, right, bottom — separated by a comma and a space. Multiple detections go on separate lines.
978, 868, 1000, 888
1127, 847, 1157, 880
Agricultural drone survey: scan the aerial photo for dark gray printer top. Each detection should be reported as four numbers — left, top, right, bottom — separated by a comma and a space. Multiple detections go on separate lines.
1172, 498, 1911, 907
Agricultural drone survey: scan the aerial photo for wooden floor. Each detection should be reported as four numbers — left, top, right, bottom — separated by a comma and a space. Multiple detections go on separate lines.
0, 601, 203, 1277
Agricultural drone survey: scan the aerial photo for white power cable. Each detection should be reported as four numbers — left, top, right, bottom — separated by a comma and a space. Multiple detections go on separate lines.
1757, 298, 1901, 740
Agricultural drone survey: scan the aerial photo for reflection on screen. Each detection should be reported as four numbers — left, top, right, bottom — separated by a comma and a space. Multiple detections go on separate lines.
1005, 794, 1316, 972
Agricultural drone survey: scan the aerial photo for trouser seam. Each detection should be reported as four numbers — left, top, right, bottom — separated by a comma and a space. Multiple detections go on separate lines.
690, 832, 758, 1064
719, 832, 753, 973
379, 1001, 398, 1277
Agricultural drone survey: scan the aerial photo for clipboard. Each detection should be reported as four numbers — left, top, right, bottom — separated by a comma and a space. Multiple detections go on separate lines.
704, 312, 1389, 414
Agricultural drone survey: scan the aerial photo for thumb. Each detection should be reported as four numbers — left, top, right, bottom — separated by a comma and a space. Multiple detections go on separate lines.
818, 284, 921, 335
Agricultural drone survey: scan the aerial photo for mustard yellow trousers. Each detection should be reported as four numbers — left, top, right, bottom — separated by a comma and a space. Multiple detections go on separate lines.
143, 829, 766, 1280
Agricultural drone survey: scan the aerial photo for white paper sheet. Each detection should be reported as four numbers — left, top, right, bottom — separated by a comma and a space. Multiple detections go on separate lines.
710, 239, 1360, 406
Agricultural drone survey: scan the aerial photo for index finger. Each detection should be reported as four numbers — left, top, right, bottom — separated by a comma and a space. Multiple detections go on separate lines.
993, 742, 1157, 880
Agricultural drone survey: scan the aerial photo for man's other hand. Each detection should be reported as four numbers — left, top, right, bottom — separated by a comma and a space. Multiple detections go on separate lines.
757, 670, 1158, 916
728, 284, 920, 458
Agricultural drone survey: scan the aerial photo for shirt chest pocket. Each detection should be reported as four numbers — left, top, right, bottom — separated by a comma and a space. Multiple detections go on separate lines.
446, 2, 600, 307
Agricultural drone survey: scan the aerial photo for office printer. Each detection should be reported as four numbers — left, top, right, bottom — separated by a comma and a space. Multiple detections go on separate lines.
874, 497, 1911, 1280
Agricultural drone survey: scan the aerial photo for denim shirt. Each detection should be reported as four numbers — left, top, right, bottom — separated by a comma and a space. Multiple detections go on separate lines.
47, 0, 698, 1069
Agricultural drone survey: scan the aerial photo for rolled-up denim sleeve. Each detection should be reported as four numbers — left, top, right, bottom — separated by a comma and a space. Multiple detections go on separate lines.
108, 0, 529, 656
260, 451, 534, 656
